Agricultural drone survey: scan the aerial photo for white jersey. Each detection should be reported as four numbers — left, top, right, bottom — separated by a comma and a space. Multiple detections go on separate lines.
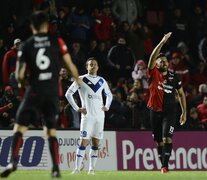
65, 74, 113, 139
66, 74, 112, 117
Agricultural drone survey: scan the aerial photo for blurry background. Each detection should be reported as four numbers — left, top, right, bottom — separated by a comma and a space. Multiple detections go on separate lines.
0, 0, 207, 131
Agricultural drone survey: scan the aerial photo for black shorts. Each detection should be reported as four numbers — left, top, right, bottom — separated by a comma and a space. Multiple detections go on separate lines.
150, 108, 176, 143
16, 88, 59, 129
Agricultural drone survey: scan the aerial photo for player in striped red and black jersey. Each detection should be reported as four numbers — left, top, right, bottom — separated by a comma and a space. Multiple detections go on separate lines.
0, 11, 80, 178
147, 32, 187, 173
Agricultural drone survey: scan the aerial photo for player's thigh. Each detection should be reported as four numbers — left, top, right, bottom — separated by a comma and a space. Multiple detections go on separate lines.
16, 97, 40, 126
150, 110, 163, 142
42, 96, 59, 129
91, 117, 105, 139
79, 117, 96, 139
162, 111, 176, 138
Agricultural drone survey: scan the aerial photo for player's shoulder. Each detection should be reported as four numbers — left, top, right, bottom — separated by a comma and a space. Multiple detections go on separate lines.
98, 75, 106, 82
79, 74, 87, 79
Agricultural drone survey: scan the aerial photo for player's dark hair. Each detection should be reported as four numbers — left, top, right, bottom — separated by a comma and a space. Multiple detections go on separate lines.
85, 57, 98, 66
157, 53, 166, 59
30, 11, 48, 31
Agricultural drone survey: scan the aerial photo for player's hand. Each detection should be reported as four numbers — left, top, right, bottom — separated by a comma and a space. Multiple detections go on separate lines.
161, 32, 172, 44
78, 107, 87, 115
102, 106, 109, 111
180, 112, 187, 125
7, 103, 13, 109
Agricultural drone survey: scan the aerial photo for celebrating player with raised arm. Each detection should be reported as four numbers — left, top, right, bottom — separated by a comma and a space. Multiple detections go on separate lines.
147, 32, 187, 173
65, 57, 113, 175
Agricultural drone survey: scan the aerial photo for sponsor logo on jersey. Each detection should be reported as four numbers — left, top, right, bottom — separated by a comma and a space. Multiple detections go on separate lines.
88, 94, 101, 100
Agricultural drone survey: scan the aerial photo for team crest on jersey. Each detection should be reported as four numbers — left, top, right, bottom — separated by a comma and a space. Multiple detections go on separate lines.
83, 77, 104, 92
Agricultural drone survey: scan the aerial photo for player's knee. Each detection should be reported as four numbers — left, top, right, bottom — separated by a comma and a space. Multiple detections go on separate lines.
153, 134, 162, 144
162, 137, 172, 143
79, 139, 89, 147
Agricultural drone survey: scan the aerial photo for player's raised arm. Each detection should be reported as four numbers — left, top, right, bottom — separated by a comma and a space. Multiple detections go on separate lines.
148, 32, 172, 70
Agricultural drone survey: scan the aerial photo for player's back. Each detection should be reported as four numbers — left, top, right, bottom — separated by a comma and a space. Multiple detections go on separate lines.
19, 34, 63, 96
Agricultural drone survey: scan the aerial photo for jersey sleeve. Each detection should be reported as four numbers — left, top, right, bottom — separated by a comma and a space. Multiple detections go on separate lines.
147, 67, 156, 77
175, 74, 182, 90
65, 81, 80, 111
103, 79, 113, 110
58, 37, 69, 55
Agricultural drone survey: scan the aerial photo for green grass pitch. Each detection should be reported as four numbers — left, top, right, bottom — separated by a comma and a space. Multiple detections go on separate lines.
1, 170, 207, 180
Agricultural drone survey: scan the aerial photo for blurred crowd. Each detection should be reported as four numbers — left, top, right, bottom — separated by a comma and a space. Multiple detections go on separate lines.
0, 0, 207, 130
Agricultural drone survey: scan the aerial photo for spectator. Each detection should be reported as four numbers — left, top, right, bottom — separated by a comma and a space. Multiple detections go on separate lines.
0, 102, 13, 127
93, 5, 115, 42
57, 8, 69, 43
0, 37, 7, 86
87, 39, 98, 58
106, 88, 130, 128
66, 4, 90, 44
112, 0, 137, 25
58, 99, 70, 128
3, 23, 17, 50
168, 51, 190, 90
132, 59, 149, 90
2, 38, 21, 87
167, 8, 189, 46
198, 32, 207, 63
95, 41, 109, 78
120, 21, 147, 59
189, 5, 207, 49
0, 86, 20, 128
197, 96, 207, 129
127, 79, 149, 129
182, 107, 205, 131
59, 68, 73, 102
70, 41, 87, 75
107, 37, 135, 85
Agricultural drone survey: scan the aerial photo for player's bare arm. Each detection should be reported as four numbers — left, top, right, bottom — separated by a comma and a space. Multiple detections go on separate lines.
176, 87, 187, 125
148, 32, 172, 70
15, 60, 27, 87
63, 53, 82, 85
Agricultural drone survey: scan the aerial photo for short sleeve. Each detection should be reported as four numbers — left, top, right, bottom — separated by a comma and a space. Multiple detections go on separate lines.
58, 38, 68, 55
175, 74, 182, 90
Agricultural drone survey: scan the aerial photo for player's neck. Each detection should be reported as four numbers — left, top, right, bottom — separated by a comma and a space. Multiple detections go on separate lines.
33, 28, 48, 34
88, 73, 97, 77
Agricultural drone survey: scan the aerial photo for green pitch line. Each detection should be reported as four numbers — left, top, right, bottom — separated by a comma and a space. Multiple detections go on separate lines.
1, 170, 207, 180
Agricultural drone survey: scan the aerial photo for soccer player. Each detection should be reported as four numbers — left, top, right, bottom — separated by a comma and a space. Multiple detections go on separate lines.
65, 57, 113, 175
0, 11, 80, 178
147, 32, 187, 173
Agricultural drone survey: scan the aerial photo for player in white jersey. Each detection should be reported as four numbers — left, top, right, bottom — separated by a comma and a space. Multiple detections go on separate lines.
65, 57, 113, 175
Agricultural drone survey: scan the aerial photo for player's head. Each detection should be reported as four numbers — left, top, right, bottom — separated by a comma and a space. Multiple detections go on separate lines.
30, 11, 49, 34
85, 57, 99, 75
156, 53, 168, 72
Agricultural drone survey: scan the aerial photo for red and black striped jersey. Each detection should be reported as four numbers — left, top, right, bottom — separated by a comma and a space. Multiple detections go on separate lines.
18, 34, 68, 96
147, 67, 182, 112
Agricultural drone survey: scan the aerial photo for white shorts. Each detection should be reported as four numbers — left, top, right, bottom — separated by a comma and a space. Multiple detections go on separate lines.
80, 116, 104, 139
